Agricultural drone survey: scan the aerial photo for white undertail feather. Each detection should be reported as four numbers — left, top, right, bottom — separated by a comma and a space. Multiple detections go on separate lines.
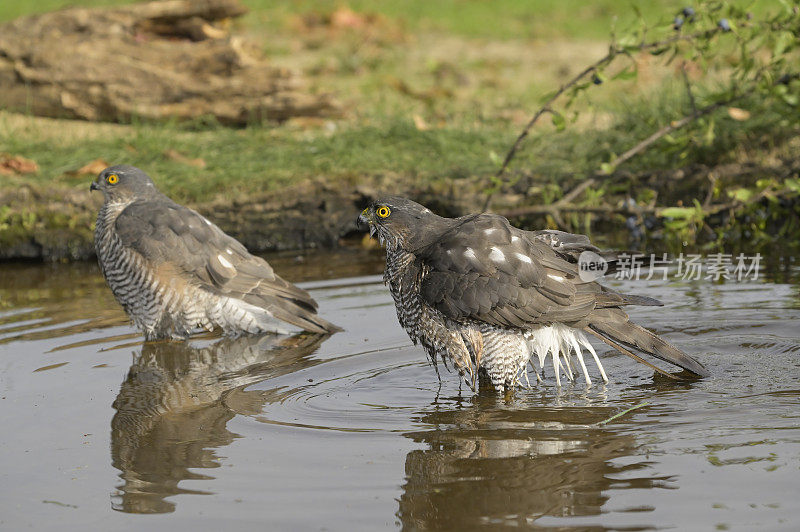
567, 333, 592, 385
524, 324, 608, 387
209, 296, 290, 336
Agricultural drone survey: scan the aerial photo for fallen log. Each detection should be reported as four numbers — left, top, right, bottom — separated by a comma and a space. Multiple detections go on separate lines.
0, 0, 340, 125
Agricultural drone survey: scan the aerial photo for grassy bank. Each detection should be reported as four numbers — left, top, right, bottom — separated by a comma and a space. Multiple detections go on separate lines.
0, 1, 686, 38
1, 0, 797, 260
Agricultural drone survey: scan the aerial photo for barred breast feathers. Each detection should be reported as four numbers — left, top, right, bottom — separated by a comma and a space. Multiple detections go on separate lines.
96, 201, 169, 337
384, 246, 489, 385
383, 245, 608, 390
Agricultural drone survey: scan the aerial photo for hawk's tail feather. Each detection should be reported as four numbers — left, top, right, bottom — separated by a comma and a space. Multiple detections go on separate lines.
268, 299, 342, 334
587, 310, 709, 378
239, 282, 342, 334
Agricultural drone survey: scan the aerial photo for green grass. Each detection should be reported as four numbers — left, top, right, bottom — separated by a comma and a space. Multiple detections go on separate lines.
0, 0, 683, 39
0, 0, 128, 21
1, 1, 651, 205
0, 114, 520, 203
1, 0, 794, 209
244, 0, 682, 41
6, 79, 794, 210
2, 1, 777, 39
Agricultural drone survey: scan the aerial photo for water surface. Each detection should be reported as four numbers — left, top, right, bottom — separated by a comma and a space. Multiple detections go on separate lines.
1, 250, 799, 530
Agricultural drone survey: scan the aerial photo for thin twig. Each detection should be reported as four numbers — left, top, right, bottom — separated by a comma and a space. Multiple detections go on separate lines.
499, 66, 795, 220
596, 401, 651, 426
498, 188, 773, 220
502, 204, 617, 218
557, 177, 597, 205
680, 61, 698, 114
703, 172, 717, 208
547, 209, 566, 229
609, 99, 732, 171
484, 27, 723, 210
612, 64, 790, 172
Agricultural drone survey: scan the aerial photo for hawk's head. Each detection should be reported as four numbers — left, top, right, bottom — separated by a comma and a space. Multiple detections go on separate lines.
358, 196, 446, 252
90, 165, 158, 203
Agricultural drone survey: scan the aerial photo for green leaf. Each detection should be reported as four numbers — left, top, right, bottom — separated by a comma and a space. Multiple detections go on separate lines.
756, 178, 776, 189
664, 219, 689, 230
612, 67, 638, 81
599, 162, 615, 175
551, 111, 566, 131
617, 34, 638, 49
692, 199, 706, 221
773, 31, 794, 57
785, 178, 800, 194
728, 188, 753, 202
703, 117, 716, 146
538, 90, 558, 104
660, 207, 696, 219
780, 92, 799, 106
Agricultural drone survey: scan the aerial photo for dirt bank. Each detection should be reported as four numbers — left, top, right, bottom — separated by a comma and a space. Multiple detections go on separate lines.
0, 174, 491, 261
2, 156, 798, 261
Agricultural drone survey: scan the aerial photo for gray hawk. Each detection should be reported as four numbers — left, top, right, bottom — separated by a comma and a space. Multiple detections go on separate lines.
358, 196, 709, 390
91, 165, 339, 339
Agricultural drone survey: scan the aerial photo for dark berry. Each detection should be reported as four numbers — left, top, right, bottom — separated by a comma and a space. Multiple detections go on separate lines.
592, 74, 602, 85
674, 16, 684, 30
718, 18, 731, 31
682, 7, 695, 18
626, 216, 644, 242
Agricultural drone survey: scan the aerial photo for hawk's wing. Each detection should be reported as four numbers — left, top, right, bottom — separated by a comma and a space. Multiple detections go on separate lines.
114, 199, 336, 332
528, 229, 598, 254
416, 214, 641, 329
528, 228, 648, 274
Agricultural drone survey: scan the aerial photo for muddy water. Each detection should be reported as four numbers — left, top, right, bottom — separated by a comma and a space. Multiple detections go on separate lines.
1, 250, 799, 531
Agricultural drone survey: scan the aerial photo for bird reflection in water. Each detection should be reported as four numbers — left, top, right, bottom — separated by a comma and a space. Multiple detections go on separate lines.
110, 333, 328, 514
398, 393, 669, 529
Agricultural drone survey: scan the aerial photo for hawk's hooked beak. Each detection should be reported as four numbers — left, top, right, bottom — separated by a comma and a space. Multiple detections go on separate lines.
357, 208, 378, 237
357, 208, 370, 227
89, 181, 99, 191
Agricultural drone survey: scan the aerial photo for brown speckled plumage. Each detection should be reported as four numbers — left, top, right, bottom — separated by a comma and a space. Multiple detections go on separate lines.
359, 197, 708, 391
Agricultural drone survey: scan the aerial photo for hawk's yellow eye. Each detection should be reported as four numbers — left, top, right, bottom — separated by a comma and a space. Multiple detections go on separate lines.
376, 206, 390, 218
107, 174, 119, 185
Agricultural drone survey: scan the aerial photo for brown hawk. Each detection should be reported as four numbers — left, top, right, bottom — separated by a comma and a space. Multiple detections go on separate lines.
358, 196, 708, 390
91, 165, 339, 339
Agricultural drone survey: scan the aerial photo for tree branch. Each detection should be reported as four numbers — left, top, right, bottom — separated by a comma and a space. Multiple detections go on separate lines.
484, 27, 724, 210
607, 99, 728, 172
498, 188, 775, 220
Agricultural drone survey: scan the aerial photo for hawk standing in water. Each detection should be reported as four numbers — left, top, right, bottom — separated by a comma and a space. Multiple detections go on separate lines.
358, 197, 708, 390
91, 165, 339, 339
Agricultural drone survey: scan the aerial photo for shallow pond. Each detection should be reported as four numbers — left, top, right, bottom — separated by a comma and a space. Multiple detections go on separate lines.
1, 249, 799, 530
